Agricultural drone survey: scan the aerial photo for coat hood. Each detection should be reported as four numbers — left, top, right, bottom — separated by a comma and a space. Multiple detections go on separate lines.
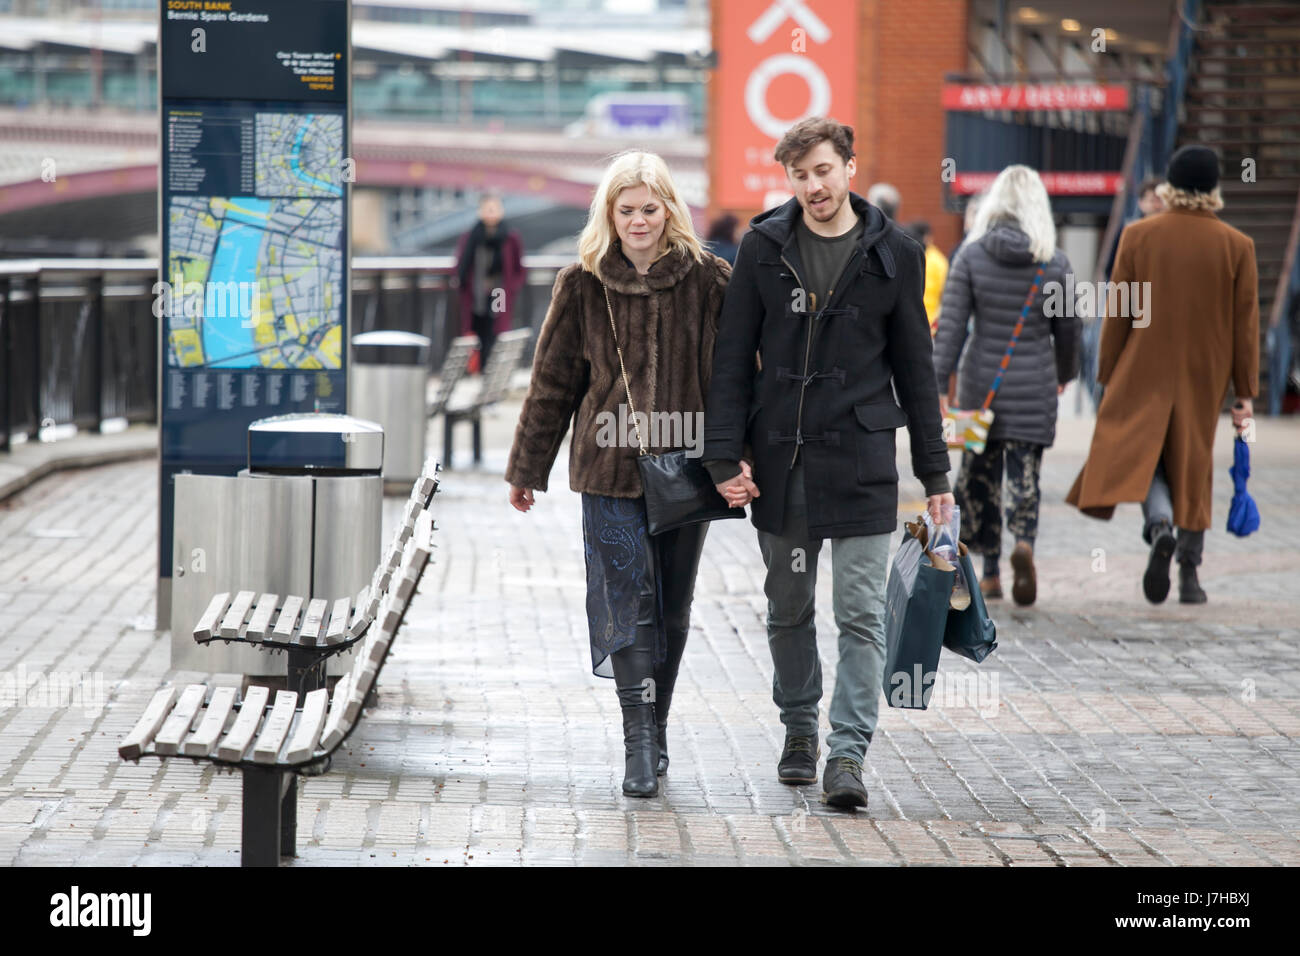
748, 192, 899, 277
978, 221, 1037, 266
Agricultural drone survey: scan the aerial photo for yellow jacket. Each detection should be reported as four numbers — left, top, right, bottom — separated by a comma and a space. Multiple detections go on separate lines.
923, 243, 949, 333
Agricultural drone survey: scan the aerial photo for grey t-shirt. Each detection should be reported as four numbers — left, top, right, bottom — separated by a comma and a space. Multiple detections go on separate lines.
796, 213, 864, 312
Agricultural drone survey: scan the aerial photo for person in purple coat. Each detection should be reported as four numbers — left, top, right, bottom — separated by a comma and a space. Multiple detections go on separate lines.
455, 192, 525, 369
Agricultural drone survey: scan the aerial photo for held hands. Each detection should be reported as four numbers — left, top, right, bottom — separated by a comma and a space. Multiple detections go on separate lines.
715, 460, 760, 508
509, 486, 535, 513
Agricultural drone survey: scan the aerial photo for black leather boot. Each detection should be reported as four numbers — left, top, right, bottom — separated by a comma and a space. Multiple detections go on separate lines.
653, 680, 674, 776
652, 522, 708, 776
615, 684, 659, 796
1178, 563, 1207, 604
611, 626, 659, 797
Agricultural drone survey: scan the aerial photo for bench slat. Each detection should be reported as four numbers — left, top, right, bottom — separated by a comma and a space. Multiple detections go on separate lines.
153, 683, 208, 755
412, 474, 436, 501
285, 688, 330, 763
182, 686, 237, 757
119, 686, 178, 760
344, 661, 376, 726
219, 589, 257, 639
272, 595, 305, 639
216, 685, 270, 762
252, 690, 299, 764
319, 672, 353, 750
348, 586, 372, 638
324, 597, 351, 644
245, 592, 279, 641
299, 597, 329, 645
193, 592, 231, 641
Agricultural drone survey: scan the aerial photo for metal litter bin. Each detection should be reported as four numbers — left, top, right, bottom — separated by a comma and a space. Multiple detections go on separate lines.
170, 414, 384, 681
351, 330, 430, 488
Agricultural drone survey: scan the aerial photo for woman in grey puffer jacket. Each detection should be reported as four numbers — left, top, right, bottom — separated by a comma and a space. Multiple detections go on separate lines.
933, 165, 1080, 606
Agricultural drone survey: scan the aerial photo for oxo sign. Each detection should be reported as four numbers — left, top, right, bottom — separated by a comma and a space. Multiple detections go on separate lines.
714, 0, 858, 210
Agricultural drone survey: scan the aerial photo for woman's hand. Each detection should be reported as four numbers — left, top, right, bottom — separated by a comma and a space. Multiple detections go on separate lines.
509, 486, 535, 513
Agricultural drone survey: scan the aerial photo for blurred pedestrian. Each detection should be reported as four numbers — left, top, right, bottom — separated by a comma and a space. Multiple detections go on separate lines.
905, 220, 949, 334
505, 151, 732, 797
706, 213, 740, 264
455, 191, 524, 370
933, 165, 1079, 606
867, 182, 900, 220
1067, 145, 1258, 605
704, 117, 952, 809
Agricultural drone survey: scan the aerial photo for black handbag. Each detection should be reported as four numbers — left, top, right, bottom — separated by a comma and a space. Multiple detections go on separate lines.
601, 282, 745, 535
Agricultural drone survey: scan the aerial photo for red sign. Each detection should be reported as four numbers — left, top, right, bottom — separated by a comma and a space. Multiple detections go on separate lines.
942, 84, 1130, 111
952, 172, 1125, 195
714, 0, 859, 209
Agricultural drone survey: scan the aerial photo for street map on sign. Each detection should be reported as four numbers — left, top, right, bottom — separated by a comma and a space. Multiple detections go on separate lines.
167, 111, 344, 370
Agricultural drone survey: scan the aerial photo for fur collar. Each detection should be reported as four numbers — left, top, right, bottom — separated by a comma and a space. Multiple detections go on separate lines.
597, 241, 696, 295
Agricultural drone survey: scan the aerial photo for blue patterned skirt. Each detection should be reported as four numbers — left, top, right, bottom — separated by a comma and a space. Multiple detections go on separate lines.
580, 493, 666, 678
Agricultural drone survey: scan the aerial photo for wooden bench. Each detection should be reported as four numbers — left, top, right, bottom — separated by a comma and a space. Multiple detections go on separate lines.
427, 333, 479, 420
439, 326, 530, 467
117, 460, 442, 866
187, 464, 440, 696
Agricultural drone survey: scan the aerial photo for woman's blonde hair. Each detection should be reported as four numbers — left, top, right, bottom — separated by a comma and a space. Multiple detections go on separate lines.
1155, 181, 1224, 211
966, 164, 1057, 262
577, 150, 704, 280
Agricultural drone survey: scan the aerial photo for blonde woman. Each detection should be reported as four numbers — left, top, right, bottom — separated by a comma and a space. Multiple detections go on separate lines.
933, 165, 1079, 606
505, 152, 731, 797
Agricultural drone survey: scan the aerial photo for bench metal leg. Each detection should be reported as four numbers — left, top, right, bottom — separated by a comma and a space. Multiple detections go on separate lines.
443, 416, 454, 470
241, 766, 282, 867
472, 415, 482, 464
280, 774, 298, 858
287, 648, 324, 696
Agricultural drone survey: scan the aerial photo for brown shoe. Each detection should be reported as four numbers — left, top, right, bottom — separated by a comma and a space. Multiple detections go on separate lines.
1010, 541, 1036, 606
980, 575, 1003, 600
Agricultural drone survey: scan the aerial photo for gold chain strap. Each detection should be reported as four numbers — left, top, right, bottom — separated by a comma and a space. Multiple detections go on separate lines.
601, 282, 649, 456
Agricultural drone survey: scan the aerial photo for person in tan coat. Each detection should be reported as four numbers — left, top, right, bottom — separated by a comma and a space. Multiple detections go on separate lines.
505, 151, 731, 798
1066, 145, 1259, 604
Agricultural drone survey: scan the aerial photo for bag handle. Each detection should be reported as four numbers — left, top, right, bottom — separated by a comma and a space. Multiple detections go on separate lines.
903, 514, 957, 572
601, 281, 649, 456
980, 263, 1047, 412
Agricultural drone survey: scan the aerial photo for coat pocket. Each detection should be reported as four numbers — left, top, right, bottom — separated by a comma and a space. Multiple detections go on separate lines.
854, 401, 907, 484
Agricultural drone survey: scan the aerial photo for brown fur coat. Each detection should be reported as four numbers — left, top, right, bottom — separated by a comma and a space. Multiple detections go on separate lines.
505, 242, 731, 497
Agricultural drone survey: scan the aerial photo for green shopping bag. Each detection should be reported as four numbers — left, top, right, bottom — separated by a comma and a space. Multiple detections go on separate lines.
942, 542, 998, 663
883, 517, 955, 709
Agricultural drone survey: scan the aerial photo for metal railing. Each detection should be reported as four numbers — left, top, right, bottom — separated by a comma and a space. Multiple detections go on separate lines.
0, 255, 573, 452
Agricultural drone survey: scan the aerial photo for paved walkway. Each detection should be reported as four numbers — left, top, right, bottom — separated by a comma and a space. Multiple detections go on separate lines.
1, 391, 1298, 865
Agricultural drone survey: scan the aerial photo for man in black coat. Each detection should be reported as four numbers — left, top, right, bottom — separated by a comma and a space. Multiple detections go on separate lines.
703, 117, 952, 810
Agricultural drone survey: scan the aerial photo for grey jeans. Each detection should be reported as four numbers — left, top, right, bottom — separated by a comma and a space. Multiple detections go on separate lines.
756, 461, 891, 764
1141, 457, 1204, 567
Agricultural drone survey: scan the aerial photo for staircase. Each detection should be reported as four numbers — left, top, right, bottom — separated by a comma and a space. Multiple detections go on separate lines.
1181, 2, 1300, 373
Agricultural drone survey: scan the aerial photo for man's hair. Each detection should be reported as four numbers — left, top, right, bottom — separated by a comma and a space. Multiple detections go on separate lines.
905, 220, 932, 244
774, 117, 855, 168
867, 183, 901, 219
1138, 176, 1163, 199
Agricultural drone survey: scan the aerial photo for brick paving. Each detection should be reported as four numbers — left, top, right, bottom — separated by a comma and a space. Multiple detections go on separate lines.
0, 391, 1298, 866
